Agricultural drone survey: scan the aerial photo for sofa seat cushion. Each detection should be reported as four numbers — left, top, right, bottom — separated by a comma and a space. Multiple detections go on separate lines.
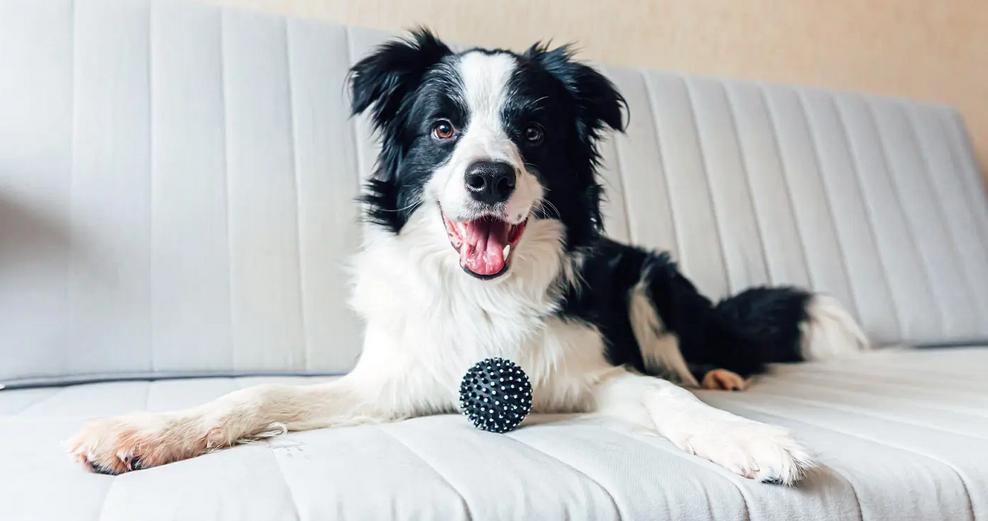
2, 347, 986, 521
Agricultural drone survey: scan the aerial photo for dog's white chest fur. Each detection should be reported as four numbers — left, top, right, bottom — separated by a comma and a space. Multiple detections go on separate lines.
348, 207, 614, 418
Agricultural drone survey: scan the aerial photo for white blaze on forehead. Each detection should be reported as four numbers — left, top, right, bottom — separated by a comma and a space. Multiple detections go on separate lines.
456, 51, 517, 131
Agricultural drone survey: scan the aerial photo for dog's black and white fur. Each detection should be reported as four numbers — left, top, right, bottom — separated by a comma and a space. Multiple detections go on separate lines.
68, 30, 869, 485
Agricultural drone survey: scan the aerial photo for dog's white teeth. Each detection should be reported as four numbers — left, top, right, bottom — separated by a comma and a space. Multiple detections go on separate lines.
457, 222, 467, 236
503, 244, 511, 257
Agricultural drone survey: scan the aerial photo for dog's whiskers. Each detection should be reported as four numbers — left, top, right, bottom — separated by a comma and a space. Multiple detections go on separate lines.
538, 198, 562, 219
377, 200, 423, 213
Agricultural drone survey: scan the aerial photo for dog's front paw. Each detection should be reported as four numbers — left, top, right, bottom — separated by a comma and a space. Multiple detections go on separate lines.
671, 418, 814, 485
66, 413, 206, 474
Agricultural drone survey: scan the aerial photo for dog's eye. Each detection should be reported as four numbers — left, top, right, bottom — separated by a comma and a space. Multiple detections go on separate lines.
525, 125, 544, 145
433, 120, 456, 140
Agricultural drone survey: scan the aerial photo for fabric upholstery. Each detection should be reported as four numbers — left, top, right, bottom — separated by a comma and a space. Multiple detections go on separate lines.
3, 347, 986, 520
1, 0, 987, 384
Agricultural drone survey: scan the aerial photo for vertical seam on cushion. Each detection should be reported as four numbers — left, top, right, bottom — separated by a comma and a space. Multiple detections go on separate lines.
903, 105, 979, 323
284, 19, 307, 372
761, 86, 814, 288
147, 0, 156, 373
864, 101, 947, 336
142, 380, 151, 411
724, 82, 772, 284
502, 434, 623, 520
640, 70, 681, 258
344, 25, 373, 250
270, 449, 303, 521
935, 112, 988, 335
681, 76, 731, 295
943, 112, 988, 250
607, 133, 634, 244
377, 426, 474, 521
95, 477, 118, 521
597, 425, 752, 521
832, 97, 903, 338
344, 27, 366, 190
219, 8, 235, 371
794, 90, 861, 317
341, 27, 367, 358
723, 398, 976, 521
66, 0, 78, 379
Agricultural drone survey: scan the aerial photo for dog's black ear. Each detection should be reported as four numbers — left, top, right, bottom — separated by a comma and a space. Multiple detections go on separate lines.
525, 43, 627, 143
349, 29, 453, 131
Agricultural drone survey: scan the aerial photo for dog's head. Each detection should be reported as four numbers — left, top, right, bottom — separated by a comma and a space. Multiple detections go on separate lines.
350, 29, 625, 280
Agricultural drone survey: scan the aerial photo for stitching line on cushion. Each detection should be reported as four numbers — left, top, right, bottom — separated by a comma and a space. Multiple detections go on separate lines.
376, 425, 473, 521
902, 104, 980, 326
772, 354, 988, 380
502, 432, 623, 520
745, 387, 988, 442
270, 445, 303, 521
97, 9, 156, 521
795, 90, 865, 322
943, 108, 988, 342
95, 476, 118, 521
344, 27, 368, 190
640, 70, 681, 260
714, 398, 976, 521
681, 75, 732, 295
941, 111, 988, 264
142, 379, 151, 411
723, 82, 771, 285
696, 403, 868, 520
605, 122, 633, 244
147, 0, 156, 374
66, 0, 78, 381
219, 6, 236, 372
762, 86, 813, 288
758, 85, 820, 287
754, 378, 988, 420
773, 365, 988, 394
831, 96, 904, 339
864, 100, 946, 336
765, 373, 988, 416
927, 112, 988, 331
596, 424, 752, 521
284, 18, 308, 373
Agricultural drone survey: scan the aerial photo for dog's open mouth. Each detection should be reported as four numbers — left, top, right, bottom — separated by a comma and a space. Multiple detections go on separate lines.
443, 212, 527, 279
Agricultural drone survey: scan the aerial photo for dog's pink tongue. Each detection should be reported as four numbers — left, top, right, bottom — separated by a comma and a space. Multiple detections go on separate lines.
461, 218, 509, 276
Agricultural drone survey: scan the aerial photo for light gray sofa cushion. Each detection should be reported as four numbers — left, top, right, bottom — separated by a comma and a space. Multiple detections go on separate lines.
1, 0, 987, 386
3, 347, 986, 520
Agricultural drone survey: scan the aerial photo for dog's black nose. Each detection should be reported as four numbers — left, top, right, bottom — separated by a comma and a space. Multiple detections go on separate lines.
465, 161, 516, 205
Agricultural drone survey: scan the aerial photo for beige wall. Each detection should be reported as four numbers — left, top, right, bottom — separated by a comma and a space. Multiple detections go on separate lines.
216, 0, 987, 181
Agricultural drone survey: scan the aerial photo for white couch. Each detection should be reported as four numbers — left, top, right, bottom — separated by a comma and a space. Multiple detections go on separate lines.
2, 0, 987, 519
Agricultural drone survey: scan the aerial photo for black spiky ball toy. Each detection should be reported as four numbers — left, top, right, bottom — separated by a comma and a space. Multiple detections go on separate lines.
459, 358, 533, 433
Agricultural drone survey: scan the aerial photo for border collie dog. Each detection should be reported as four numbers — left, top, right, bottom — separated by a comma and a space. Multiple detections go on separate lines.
68, 30, 869, 485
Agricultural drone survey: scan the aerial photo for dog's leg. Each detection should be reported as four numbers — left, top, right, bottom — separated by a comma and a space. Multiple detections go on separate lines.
67, 376, 394, 474
594, 368, 814, 485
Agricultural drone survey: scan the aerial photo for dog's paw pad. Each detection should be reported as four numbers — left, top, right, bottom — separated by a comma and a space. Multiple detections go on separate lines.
701, 369, 748, 391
